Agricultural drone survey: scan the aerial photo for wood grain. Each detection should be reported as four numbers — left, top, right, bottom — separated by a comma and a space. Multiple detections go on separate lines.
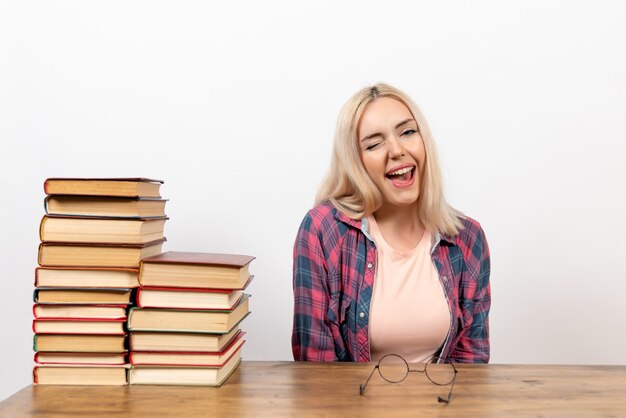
1, 362, 625, 417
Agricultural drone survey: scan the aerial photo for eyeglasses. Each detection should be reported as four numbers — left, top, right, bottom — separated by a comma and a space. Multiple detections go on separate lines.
359, 354, 458, 404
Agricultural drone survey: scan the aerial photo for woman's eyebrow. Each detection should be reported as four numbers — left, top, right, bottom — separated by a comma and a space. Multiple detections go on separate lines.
395, 118, 415, 129
360, 132, 382, 142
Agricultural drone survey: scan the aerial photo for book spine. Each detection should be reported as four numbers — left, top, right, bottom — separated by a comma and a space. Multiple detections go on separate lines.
39, 216, 47, 241
137, 261, 145, 285
37, 243, 44, 266
43, 196, 50, 214
135, 288, 144, 308
33, 366, 39, 384
33, 334, 38, 352
126, 309, 135, 331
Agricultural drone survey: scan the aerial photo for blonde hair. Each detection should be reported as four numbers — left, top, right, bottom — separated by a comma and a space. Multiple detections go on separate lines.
316, 83, 464, 236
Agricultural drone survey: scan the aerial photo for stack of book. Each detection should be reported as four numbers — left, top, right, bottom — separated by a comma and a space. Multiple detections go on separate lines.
33, 178, 168, 385
128, 251, 254, 386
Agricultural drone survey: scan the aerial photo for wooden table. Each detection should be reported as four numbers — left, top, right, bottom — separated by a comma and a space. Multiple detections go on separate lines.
1, 361, 625, 417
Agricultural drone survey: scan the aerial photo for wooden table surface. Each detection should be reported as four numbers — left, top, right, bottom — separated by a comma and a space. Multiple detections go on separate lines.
1, 361, 626, 417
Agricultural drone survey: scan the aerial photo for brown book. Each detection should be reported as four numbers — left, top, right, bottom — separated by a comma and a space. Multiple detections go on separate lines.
140, 251, 255, 289
34, 334, 127, 353
40, 216, 167, 244
128, 295, 250, 333
128, 347, 242, 386
44, 178, 163, 198
129, 333, 245, 366
45, 196, 167, 218
38, 238, 166, 268
136, 286, 246, 310
129, 328, 241, 352
34, 365, 128, 385
33, 304, 128, 320
34, 352, 127, 365
35, 267, 139, 288
33, 319, 126, 335
34, 288, 133, 304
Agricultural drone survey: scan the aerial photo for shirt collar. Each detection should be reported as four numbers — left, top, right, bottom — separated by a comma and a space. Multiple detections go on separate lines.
332, 208, 376, 241
333, 207, 457, 247
432, 230, 458, 252
333, 207, 363, 229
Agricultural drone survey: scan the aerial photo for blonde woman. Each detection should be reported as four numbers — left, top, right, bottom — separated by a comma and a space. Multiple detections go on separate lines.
292, 83, 491, 363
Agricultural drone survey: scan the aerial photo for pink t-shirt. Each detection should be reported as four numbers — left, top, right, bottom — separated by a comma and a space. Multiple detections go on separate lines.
367, 215, 451, 363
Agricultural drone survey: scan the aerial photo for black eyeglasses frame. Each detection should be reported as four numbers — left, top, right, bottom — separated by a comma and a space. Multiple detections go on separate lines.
359, 354, 458, 404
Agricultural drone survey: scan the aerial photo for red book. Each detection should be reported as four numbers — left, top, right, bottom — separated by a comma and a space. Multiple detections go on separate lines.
136, 282, 251, 310
129, 332, 245, 366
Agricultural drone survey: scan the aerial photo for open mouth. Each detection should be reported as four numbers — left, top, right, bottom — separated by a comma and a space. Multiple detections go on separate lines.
385, 165, 416, 186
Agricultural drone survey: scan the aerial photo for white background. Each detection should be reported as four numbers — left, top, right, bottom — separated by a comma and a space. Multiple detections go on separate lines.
1, 0, 625, 402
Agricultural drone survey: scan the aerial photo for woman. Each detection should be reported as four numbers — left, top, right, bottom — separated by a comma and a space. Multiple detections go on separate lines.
292, 83, 491, 363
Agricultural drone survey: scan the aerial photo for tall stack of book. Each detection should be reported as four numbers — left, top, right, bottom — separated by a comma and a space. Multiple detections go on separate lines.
33, 178, 168, 385
128, 252, 253, 386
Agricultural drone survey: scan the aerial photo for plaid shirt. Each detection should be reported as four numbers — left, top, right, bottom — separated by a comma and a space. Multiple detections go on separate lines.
292, 202, 491, 363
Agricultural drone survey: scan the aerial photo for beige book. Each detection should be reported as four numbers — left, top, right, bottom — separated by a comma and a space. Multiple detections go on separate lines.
44, 177, 162, 198
137, 287, 244, 310
45, 196, 167, 218
34, 288, 132, 304
35, 352, 127, 365
40, 216, 166, 244
34, 365, 128, 385
129, 327, 241, 352
34, 334, 127, 353
33, 304, 128, 319
140, 251, 255, 289
38, 239, 165, 268
35, 267, 139, 289
129, 349, 242, 386
128, 295, 249, 334
33, 319, 125, 335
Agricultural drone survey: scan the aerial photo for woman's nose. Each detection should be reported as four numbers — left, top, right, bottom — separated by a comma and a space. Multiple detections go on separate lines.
387, 137, 405, 158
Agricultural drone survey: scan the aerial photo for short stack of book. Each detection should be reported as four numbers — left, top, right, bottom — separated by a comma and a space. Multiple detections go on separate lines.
33, 178, 168, 385
128, 251, 254, 386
